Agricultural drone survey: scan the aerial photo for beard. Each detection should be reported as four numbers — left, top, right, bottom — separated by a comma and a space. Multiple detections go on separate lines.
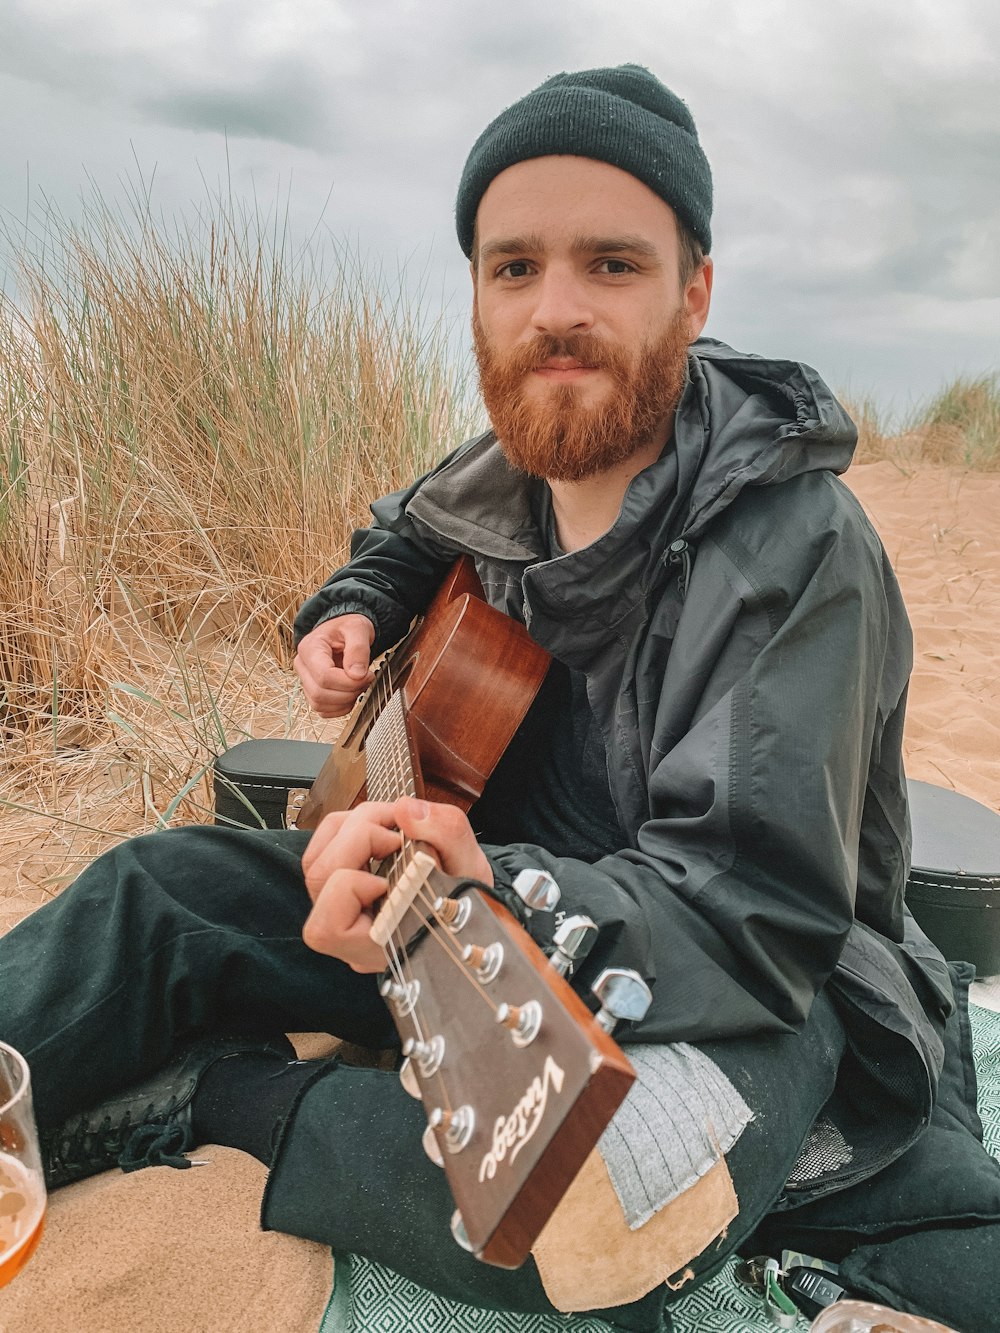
472, 307, 691, 483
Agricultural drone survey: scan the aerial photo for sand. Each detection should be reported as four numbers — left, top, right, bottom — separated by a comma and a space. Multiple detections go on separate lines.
845, 462, 1000, 814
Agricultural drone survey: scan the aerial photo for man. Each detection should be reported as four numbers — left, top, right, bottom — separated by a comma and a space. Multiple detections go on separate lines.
3, 65, 998, 1331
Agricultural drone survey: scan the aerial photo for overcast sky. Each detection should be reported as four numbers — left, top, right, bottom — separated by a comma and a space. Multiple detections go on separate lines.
1, 0, 997, 416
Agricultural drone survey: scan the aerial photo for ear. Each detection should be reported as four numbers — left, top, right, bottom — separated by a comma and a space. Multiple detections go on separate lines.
684, 257, 713, 341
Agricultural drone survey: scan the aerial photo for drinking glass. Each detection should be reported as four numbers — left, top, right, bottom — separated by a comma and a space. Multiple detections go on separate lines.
809, 1299, 958, 1332
0, 1043, 46, 1286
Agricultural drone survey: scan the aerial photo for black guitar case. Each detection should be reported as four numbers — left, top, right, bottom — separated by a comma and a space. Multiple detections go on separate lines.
905, 778, 1000, 976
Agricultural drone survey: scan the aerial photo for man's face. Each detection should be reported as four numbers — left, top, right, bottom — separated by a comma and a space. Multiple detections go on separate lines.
471, 156, 713, 483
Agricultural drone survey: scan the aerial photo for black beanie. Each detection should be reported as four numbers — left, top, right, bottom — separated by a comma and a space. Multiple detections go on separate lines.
455, 64, 712, 258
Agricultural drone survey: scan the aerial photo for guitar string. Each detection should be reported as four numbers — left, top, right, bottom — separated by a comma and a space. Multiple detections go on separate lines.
377, 668, 505, 1014
374, 707, 505, 1020
365, 660, 504, 1025
362, 661, 435, 1054
371, 676, 493, 996
369, 657, 462, 1118
365, 669, 517, 1119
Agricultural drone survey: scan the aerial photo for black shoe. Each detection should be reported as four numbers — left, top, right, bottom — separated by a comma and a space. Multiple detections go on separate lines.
41, 1033, 296, 1190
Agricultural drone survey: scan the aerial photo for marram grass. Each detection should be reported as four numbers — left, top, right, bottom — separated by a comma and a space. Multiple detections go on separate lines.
847, 373, 1000, 472
0, 190, 479, 891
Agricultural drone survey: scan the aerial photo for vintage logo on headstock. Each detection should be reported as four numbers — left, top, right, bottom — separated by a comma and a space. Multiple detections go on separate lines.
478, 1054, 565, 1183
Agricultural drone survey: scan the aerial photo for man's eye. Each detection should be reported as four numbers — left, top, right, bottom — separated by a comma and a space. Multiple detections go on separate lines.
597, 259, 634, 275
498, 261, 532, 279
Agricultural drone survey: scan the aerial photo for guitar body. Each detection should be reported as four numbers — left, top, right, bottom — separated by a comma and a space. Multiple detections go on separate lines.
296, 558, 551, 830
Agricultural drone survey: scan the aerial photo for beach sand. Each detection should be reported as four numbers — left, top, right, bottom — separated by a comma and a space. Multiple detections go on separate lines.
846, 462, 1000, 814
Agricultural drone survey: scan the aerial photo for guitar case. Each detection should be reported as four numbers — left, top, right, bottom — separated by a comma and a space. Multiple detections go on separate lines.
213, 747, 1000, 975
904, 779, 1000, 977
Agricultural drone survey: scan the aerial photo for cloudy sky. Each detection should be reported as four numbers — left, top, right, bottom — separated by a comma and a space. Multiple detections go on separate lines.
1, 0, 997, 415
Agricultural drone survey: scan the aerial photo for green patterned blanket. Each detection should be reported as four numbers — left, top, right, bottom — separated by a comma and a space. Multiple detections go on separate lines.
321, 1002, 1000, 1332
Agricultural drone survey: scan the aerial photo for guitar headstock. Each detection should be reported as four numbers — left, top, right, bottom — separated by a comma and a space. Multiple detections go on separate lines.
375, 865, 643, 1269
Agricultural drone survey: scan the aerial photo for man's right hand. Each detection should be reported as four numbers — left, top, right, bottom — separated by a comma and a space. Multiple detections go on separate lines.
294, 614, 376, 717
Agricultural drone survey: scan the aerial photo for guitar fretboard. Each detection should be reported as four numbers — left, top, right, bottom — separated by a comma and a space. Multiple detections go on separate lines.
365, 687, 417, 804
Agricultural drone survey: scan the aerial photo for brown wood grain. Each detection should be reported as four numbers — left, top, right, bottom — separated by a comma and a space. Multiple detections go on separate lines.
297, 557, 550, 829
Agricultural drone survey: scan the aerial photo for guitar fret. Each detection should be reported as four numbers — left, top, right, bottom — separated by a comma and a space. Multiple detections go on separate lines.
367, 688, 416, 804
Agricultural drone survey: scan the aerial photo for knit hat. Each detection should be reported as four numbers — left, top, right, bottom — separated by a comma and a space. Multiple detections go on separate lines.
455, 64, 712, 258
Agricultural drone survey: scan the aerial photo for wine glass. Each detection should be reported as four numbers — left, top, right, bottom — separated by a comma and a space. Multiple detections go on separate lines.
0, 1043, 47, 1286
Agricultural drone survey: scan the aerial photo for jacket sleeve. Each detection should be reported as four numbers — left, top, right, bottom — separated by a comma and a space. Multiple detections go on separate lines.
293, 473, 459, 653
483, 493, 911, 1045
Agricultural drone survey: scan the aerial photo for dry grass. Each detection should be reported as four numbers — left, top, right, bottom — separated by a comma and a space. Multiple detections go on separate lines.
0, 191, 478, 897
847, 373, 1000, 471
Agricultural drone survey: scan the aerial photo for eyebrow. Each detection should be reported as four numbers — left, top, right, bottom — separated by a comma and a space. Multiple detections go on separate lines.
477, 233, 661, 263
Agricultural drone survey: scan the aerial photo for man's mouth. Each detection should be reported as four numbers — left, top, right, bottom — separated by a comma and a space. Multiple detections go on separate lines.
532, 357, 600, 379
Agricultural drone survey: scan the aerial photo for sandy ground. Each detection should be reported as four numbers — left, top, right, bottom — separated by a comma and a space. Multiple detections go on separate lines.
845, 462, 999, 813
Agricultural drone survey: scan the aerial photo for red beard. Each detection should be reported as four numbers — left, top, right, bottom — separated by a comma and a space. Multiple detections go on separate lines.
473, 308, 691, 483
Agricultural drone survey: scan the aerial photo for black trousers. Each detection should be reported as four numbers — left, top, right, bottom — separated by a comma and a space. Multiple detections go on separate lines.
0, 824, 851, 1331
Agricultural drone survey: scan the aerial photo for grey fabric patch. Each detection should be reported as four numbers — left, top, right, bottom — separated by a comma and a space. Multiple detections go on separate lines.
598, 1043, 753, 1230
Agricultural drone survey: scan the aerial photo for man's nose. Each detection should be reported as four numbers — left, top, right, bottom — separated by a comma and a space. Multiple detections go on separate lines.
529, 268, 595, 337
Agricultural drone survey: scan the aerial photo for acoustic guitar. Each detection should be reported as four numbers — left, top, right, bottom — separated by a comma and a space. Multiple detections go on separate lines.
296, 558, 645, 1268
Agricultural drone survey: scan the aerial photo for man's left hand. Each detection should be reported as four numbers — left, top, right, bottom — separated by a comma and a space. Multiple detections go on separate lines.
301, 797, 494, 972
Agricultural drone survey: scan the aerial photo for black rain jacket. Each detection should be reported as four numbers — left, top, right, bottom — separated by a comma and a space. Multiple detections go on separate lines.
295, 337, 955, 1199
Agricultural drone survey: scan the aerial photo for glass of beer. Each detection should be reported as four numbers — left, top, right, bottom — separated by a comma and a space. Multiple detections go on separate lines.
0, 1043, 46, 1286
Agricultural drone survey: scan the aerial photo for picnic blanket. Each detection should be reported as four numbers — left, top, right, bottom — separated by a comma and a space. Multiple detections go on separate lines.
326, 999, 1000, 1332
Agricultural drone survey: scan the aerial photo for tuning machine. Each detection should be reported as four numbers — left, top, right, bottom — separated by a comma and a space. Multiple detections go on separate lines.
402, 1034, 445, 1077
379, 973, 420, 1017
398, 1056, 421, 1099
512, 868, 560, 914
434, 894, 472, 931
462, 941, 504, 983
591, 968, 653, 1034
450, 1209, 474, 1254
549, 913, 597, 977
495, 999, 542, 1047
428, 1104, 475, 1153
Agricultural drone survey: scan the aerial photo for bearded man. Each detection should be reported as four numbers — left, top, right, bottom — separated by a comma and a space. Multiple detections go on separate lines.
4, 66, 999, 1332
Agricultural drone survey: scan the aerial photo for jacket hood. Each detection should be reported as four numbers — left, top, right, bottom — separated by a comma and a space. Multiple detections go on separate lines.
405, 337, 858, 568
679, 338, 857, 540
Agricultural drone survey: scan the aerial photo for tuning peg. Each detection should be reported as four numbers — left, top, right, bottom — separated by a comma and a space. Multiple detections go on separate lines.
398, 1056, 421, 1099
450, 1209, 474, 1253
379, 974, 420, 1017
402, 1034, 445, 1077
422, 1121, 444, 1167
496, 999, 542, 1047
428, 1104, 476, 1153
512, 868, 560, 913
549, 914, 598, 977
433, 894, 472, 931
591, 968, 653, 1033
462, 941, 504, 983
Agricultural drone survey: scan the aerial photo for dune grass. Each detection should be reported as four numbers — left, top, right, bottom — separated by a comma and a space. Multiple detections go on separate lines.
0, 192, 478, 893
847, 373, 1000, 471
